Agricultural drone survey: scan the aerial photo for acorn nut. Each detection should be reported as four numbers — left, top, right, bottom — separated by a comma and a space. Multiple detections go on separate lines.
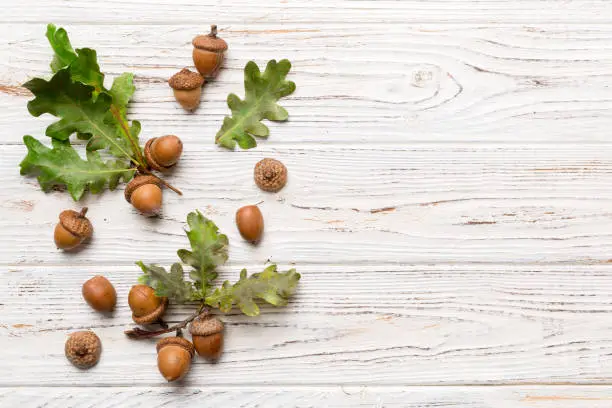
82, 275, 117, 312
236, 205, 264, 243
189, 315, 224, 360
168, 68, 204, 111
128, 284, 168, 325
54, 207, 93, 250
125, 175, 163, 216
254, 158, 287, 192
65, 331, 102, 369
145, 135, 184, 171
156, 336, 195, 382
192, 25, 228, 78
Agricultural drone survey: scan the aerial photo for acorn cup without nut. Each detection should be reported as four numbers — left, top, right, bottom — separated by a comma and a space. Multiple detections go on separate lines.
254, 158, 287, 192
156, 336, 195, 382
125, 175, 163, 216
189, 315, 224, 360
168, 68, 204, 111
192, 25, 228, 78
65, 331, 102, 369
54, 207, 93, 250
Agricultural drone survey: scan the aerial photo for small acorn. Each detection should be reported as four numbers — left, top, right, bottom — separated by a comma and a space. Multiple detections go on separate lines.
236, 205, 264, 243
145, 135, 184, 171
54, 207, 93, 250
128, 284, 168, 324
82, 275, 117, 312
254, 158, 287, 192
192, 25, 228, 78
156, 336, 195, 382
189, 315, 224, 360
168, 68, 204, 111
65, 331, 102, 369
125, 175, 163, 216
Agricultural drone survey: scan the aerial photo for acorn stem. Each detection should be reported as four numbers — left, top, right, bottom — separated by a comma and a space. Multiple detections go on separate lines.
210, 25, 217, 37
79, 207, 88, 217
138, 169, 183, 196
125, 305, 209, 339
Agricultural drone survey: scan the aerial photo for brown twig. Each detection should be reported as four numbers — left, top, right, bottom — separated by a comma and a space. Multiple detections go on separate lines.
125, 308, 209, 339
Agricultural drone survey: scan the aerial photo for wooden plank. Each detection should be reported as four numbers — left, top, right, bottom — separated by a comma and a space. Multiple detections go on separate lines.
2, 264, 612, 386
3, 144, 612, 265
2, 386, 612, 407
1, 23, 612, 144
2, 1, 612, 24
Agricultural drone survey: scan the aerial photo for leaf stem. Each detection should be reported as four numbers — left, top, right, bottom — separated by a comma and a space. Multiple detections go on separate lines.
139, 169, 183, 195
124, 305, 209, 339
109, 105, 145, 166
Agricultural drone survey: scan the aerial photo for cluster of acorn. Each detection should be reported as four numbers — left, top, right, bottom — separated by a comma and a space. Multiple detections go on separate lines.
65, 276, 223, 382
61, 157, 288, 381
168, 25, 228, 111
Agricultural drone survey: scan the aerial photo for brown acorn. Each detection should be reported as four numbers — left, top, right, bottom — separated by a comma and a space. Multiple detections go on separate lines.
82, 275, 117, 312
236, 205, 264, 243
124, 175, 163, 216
192, 25, 228, 78
128, 284, 168, 324
54, 208, 93, 250
168, 68, 204, 111
254, 158, 287, 192
65, 331, 102, 369
144, 135, 184, 171
189, 315, 224, 360
156, 336, 195, 382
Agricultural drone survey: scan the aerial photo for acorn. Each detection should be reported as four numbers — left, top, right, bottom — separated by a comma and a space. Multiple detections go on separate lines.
189, 315, 224, 360
82, 275, 117, 312
65, 331, 102, 369
236, 205, 264, 243
144, 135, 184, 171
124, 175, 163, 216
54, 207, 93, 250
192, 25, 228, 78
168, 68, 204, 111
254, 158, 287, 192
128, 284, 168, 325
156, 336, 195, 382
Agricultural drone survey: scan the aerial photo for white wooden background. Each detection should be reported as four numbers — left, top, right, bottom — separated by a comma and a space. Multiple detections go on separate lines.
1, 0, 612, 406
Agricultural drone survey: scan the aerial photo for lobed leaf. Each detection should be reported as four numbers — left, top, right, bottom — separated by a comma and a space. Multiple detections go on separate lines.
19, 135, 134, 201
206, 265, 301, 316
215, 59, 296, 150
137, 262, 194, 303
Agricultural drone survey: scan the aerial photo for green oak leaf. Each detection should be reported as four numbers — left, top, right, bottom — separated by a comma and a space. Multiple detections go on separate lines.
109, 73, 136, 113
177, 210, 229, 299
19, 135, 134, 201
206, 265, 301, 316
215, 59, 296, 150
70, 48, 105, 92
137, 262, 195, 303
46, 23, 77, 73
23, 68, 134, 160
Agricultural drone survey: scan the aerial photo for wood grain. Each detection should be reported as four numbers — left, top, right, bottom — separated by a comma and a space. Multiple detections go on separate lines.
3, 144, 612, 265
2, 1, 612, 24
1, 264, 612, 386
2, 386, 612, 407
1, 23, 612, 144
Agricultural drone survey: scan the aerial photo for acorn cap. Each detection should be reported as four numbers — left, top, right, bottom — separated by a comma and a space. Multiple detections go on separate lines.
132, 296, 169, 325
144, 138, 163, 171
192, 25, 228, 52
189, 315, 224, 337
168, 68, 205, 91
124, 175, 162, 203
65, 331, 102, 369
59, 208, 93, 238
254, 158, 288, 192
157, 336, 195, 358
